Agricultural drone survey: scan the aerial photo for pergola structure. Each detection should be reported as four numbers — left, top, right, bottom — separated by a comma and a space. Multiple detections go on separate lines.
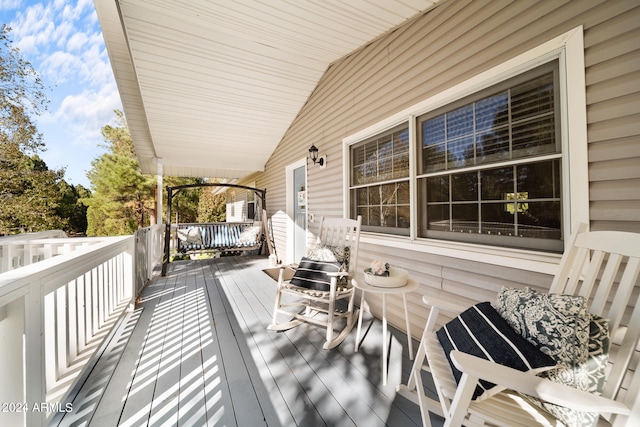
162, 182, 267, 275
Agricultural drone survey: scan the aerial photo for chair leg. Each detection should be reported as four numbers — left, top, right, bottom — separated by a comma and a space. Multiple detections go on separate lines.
323, 285, 359, 350
267, 287, 303, 331
325, 281, 337, 347
443, 372, 477, 427
397, 317, 447, 427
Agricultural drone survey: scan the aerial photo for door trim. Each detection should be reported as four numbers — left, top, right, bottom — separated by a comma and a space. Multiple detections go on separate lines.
285, 158, 307, 264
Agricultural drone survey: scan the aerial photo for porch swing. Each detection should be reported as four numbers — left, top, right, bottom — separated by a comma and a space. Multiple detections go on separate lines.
161, 183, 268, 276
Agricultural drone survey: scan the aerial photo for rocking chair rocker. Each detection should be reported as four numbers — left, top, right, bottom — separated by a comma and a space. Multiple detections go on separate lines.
267, 216, 362, 350
398, 223, 640, 426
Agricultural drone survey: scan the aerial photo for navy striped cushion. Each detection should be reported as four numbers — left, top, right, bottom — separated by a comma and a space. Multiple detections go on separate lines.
436, 302, 556, 401
289, 257, 342, 291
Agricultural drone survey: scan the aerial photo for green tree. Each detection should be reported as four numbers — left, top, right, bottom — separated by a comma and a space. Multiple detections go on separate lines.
197, 186, 226, 222
0, 25, 67, 235
85, 111, 154, 235
165, 181, 202, 224
85, 110, 202, 236
57, 182, 90, 235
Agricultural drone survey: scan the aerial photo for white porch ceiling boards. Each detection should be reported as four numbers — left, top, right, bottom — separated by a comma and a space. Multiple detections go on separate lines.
95, 0, 441, 179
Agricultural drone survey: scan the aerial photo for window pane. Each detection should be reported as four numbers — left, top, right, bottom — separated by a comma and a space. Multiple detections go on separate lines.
511, 72, 554, 122
427, 176, 449, 202
451, 204, 479, 232
447, 105, 473, 139
481, 166, 513, 200
397, 205, 410, 228
518, 201, 561, 238
351, 125, 409, 187
381, 206, 397, 228
369, 206, 381, 226
481, 203, 515, 235
427, 205, 449, 230
356, 187, 368, 205
477, 128, 509, 163
476, 92, 508, 131
423, 143, 446, 172
516, 160, 560, 199
378, 135, 394, 180
369, 186, 380, 205
423, 115, 445, 145
447, 135, 475, 168
381, 183, 397, 205
422, 116, 446, 173
512, 116, 556, 157
451, 172, 478, 201
357, 206, 368, 225
511, 71, 556, 157
397, 181, 410, 204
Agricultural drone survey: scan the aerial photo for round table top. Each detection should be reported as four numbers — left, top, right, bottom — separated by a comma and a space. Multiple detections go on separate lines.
352, 276, 419, 294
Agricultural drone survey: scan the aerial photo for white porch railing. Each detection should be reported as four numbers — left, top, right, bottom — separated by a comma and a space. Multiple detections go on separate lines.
0, 230, 74, 273
0, 225, 164, 427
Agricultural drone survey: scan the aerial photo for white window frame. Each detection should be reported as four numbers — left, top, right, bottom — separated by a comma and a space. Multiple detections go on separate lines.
342, 26, 588, 274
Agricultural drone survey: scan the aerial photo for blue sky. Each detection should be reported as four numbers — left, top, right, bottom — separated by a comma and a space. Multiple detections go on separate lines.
1, 0, 122, 188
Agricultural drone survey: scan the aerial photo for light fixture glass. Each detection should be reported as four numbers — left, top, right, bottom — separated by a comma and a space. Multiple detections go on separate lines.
308, 144, 324, 167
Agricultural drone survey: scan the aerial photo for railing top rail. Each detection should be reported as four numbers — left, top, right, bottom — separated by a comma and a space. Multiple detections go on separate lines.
0, 237, 99, 246
0, 235, 133, 303
0, 230, 67, 241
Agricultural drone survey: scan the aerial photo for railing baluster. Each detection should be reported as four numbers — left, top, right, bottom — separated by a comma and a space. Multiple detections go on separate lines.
55, 286, 67, 379
0, 225, 162, 426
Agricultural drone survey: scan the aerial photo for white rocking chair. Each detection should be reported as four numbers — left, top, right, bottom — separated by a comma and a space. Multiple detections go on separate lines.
398, 223, 640, 426
267, 216, 361, 349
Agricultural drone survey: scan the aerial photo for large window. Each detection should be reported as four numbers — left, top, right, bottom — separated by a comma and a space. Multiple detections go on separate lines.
418, 61, 562, 251
344, 28, 587, 260
348, 61, 566, 252
350, 125, 410, 235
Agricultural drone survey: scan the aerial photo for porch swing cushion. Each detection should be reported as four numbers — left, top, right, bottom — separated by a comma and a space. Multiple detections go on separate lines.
289, 257, 343, 291
236, 225, 262, 247
436, 301, 557, 401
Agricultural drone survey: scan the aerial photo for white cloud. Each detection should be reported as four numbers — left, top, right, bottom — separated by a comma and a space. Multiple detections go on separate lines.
0, 0, 22, 11
48, 82, 122, 147
10, 3, 55, 52
66, 31, 88, 51
2, 0, 121, 187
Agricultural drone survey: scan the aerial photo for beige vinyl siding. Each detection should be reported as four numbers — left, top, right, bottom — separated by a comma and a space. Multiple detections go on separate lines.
253, 0, 639, 338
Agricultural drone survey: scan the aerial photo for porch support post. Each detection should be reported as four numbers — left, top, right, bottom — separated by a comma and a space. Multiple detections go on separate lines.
161, 186, 172, 276
156, 158, 163, 226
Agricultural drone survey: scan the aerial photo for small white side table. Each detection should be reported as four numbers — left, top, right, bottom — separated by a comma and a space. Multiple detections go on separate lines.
352, 277, 419, 385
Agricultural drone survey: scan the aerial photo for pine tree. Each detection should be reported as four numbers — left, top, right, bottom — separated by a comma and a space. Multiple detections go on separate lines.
85, 110, 203, 236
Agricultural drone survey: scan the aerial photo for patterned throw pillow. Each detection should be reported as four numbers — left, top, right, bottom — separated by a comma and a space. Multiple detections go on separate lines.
289, 257, 342, 291
496, 287, 605, 427
586, 315, 610, 394
436, 302, 556, 401
306, 243, 351, 283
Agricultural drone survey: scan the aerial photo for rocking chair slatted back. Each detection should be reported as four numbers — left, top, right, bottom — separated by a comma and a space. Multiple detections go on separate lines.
550, 223, 640, 406
399, 223, 640, 427
316, 216, 360, 275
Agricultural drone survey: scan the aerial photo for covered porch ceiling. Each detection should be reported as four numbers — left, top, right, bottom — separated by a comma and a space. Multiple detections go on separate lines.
95, 0, 442, 179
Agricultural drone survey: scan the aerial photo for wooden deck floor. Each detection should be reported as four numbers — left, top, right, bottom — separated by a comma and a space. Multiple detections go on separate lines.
51, 256, 443, 426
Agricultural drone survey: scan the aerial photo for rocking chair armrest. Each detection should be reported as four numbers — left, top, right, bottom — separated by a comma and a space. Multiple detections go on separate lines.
325, 271, 350, 278
421, 295, 469, 315
450, 350, 631, 415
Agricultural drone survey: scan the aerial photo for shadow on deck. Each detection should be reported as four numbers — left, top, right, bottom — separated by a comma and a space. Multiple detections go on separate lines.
50, 256, 442, 426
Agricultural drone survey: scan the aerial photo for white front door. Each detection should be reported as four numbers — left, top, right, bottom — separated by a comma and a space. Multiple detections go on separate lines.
286, 159, 307, 264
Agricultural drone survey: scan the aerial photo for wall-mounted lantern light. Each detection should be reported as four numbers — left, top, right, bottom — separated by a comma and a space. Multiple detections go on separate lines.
308, 144, 326, 168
